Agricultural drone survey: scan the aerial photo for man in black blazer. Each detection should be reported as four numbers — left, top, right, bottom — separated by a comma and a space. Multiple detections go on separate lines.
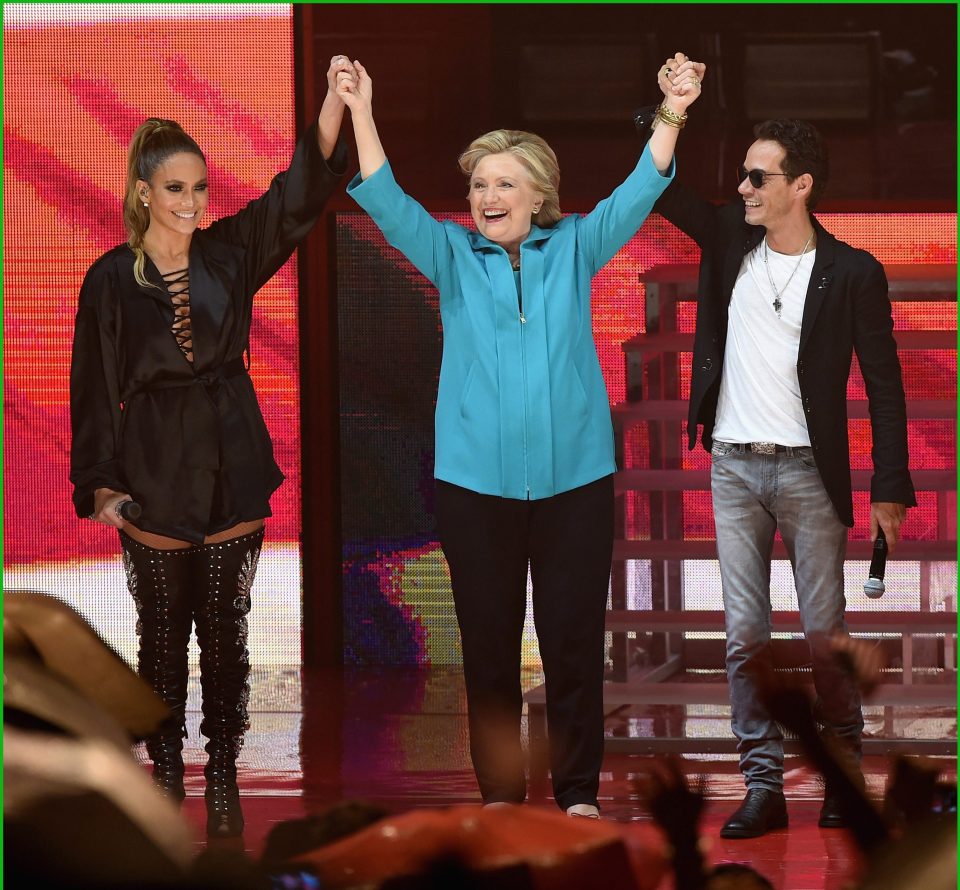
640, 62, 916, 839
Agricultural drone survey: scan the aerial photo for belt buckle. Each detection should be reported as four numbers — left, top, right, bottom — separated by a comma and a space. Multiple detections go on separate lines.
750, 442, 776, 455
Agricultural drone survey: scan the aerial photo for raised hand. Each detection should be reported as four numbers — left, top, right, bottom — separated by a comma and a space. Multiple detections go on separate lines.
657, 52, 706, 113
326, 54, 356, 99
336, 59, 372, 115
338, 60, 385, 179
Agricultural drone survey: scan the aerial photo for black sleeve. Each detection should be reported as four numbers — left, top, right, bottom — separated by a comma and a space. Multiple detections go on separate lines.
204, 121, 350, 292
851, 257, 917, 506
69, 263, 126, 517
633, 104, 721, 248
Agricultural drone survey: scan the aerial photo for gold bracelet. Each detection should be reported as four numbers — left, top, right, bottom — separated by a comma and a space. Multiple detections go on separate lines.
655, 103, 687, 129
653, 114, 683, 130
657, 103, 688, 123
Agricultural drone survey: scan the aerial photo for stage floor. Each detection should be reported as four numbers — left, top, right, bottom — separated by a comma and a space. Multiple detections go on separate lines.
158, 666, 956, 890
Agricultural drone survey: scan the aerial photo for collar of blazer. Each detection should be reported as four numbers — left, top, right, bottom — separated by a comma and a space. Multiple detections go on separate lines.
797, 215, 837, 355
468, 220, 560, 254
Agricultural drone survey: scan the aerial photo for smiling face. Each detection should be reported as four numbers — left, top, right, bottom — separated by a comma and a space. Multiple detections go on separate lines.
737, 139, 808, 232
138, 151, 208, 240
468, 152, 543, 259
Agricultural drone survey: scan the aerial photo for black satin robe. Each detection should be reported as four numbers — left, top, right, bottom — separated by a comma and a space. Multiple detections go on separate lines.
70, 124, 347, 543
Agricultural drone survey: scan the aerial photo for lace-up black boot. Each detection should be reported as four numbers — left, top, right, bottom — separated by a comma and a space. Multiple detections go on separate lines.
119, 531, 194, 804
194, 528, 263, 838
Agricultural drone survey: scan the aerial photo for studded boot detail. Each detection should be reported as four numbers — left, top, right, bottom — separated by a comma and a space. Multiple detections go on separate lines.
194, 528, 263, 838
119, 531, 194, 804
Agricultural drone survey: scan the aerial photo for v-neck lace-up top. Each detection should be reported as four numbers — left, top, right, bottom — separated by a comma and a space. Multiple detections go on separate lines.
162, 268, 193, 362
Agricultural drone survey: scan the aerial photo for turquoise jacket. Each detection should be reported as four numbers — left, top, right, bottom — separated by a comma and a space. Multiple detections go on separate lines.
347, 143, 673, 500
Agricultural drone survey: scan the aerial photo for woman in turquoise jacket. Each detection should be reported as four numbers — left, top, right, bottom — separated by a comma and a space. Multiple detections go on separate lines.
340, 55, 704, 817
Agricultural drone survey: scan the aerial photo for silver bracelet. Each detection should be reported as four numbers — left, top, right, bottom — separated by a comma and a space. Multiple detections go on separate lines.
115, 500, 126, 520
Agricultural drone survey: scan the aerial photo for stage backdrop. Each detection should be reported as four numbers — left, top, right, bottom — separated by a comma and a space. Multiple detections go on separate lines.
3, 4, 304, 772
336, 208, 957, 668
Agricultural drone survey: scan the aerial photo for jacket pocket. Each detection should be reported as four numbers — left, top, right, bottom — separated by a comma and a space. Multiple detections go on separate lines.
711, 441, 738, 462
459, 361, 478, 419
570, 364, 590, 419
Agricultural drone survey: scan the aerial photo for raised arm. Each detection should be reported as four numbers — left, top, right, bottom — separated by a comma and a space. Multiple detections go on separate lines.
202, 54, 353, 289
336, 60, 386, 180
575, 52, 706, 272
647, 52, 706, 172
317, 54, 355, 160
340, 61, 450, 286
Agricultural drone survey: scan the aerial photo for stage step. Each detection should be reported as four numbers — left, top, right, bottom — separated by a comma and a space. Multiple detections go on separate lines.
604, 609, 958, 635
611, 538, 956, 561
525, 680, 956, 708
601, 737, 957, 756
612, 399, 955, 422
622, 328, 956, 355
636, 261, 957, 297
613, 467, 955, 493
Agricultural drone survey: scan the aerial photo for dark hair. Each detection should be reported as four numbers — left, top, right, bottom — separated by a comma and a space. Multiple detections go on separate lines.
752, 119, 829, 210
124, 118, 206, 286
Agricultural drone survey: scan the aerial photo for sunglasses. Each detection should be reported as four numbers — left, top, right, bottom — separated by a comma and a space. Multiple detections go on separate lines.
737, 165, 790, 189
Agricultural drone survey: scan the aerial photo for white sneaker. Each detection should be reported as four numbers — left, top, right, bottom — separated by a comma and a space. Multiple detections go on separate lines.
566, 803, 600, 818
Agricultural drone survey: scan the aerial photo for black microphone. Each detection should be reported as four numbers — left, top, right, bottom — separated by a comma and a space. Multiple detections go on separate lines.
864, 527, 887, 599
117, 500, 142, 522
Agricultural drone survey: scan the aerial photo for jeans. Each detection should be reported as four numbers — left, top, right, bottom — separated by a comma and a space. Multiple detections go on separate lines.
711, 442, 864, 791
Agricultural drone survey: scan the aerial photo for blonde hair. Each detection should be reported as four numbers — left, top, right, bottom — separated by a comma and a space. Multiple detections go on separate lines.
458, 129, 561, 227
124, 118, 206, 287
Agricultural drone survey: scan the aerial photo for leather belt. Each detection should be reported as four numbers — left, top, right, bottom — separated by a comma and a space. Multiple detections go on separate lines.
727, 442, 790, 455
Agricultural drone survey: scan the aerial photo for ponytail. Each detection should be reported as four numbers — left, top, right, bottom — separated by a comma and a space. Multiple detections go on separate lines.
124, 118, 205, 287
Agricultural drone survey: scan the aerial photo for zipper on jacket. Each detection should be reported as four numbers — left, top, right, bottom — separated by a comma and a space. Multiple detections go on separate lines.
514, 258, 529, 495
519, 308, 530, 497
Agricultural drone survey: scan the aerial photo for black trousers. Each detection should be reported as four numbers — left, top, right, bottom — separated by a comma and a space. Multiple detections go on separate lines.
435, 475, 614, 810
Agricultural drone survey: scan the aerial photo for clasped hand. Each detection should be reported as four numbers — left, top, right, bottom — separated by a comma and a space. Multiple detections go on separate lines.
334, 57, 371, 113
658, 52, 707, 113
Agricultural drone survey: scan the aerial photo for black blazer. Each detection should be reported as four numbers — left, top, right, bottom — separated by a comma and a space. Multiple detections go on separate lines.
70, 124, 347, 543
652, 178, 916, 528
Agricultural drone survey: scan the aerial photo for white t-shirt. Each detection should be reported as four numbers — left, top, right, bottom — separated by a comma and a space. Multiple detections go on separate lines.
712, 240, 817, 447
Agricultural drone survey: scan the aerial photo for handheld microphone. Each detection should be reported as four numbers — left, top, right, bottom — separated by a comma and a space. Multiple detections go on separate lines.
863, 527, 887, 599
117, 500, 142, 522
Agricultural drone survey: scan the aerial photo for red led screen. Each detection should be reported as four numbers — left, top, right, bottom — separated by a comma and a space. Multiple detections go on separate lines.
3, 5, 303, 676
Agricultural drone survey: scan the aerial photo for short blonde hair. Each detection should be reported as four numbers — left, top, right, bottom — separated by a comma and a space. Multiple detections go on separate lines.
458, 130, 561, 227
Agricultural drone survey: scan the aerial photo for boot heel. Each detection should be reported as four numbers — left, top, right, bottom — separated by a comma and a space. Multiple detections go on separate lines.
204, 750, 243, 837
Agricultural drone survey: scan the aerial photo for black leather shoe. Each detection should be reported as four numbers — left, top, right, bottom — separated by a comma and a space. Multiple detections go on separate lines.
720, 788, 788, 839
818, 792, 846, 828
819, 764, 865, 828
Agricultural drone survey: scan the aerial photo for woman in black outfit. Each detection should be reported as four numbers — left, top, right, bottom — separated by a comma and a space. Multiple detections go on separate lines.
69, 55, 354, 837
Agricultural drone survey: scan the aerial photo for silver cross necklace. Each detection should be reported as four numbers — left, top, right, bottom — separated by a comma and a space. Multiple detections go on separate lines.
763, 231, 814, 317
